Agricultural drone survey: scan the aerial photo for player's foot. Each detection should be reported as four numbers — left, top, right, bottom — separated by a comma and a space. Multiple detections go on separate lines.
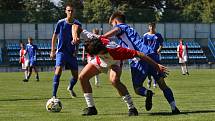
145, 90, 153, 111
172, 107, 180, 114
128, 107, 138, 116
186, 72, 189, 75
182, 73, 186, 75
67, 87, 77, 98
23, 79, 28, 82
36, 76, 39, 81
82, 106, 98, 116
153, 84, 157, 88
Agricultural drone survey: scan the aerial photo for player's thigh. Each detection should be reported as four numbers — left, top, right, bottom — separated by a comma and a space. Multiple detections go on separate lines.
109, 65, 122, 83
55, 66, 63, 75
79, 63, 100, 81
55, 52, 65, 67
156, 77, 168, 90
130, 61, 148, 88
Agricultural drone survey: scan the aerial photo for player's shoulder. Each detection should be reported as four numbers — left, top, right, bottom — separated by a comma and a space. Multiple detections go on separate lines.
73, 19, 82, 26
57, 18, 66, 25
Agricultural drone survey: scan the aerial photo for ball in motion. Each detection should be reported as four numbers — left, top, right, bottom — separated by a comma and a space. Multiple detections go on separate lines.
46, 98, 62, 112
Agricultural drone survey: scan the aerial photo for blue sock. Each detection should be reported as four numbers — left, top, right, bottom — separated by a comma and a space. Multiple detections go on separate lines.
163, 88, 175, 104
52, 75, 61, 97
136, 87, 147, 96
68, 78, 77, 90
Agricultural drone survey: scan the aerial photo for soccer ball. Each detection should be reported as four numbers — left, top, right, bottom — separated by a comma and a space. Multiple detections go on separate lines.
46, 98, 62, 112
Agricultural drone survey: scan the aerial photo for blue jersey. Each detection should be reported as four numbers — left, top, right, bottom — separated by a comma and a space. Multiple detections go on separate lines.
26, 43, 38, 61
114, 23, 154, 55
54, 18, 82, 54
143, 33, 163, 53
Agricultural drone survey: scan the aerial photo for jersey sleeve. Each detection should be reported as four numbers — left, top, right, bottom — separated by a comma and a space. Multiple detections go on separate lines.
113, 25, 122, 36
107, 47, 137, 60
54, 21, 61, 35
73, 19, 82, 27
157, 33, 164, 46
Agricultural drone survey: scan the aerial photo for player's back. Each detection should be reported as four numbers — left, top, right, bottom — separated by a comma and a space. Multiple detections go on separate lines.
115, 23, 154, 55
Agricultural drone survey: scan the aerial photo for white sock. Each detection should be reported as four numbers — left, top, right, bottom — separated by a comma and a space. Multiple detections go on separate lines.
170, 101, 176, 110
94, 75, 100, 85
84, 93, 95, 107
184, 65, 188, 73
24, 71, 28, 79
122, 94, 135, 109
181, 66, 185, 74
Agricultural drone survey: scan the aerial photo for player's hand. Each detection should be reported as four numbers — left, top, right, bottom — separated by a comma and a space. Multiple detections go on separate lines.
50, 50, 56, 60
72, 24, 82, 44
157, 64, 168, 73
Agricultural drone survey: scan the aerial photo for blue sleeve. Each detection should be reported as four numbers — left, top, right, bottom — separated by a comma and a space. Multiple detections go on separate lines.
157, 33, 164, 46
113, 25, 122, 36
54, 21, 61, 35
73, 19, 82, 27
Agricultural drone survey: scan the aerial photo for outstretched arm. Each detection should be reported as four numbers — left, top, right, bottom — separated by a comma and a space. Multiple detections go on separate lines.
103, 27, 121, 38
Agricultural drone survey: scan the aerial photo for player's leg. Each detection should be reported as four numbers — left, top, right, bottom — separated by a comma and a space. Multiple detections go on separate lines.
156, 77, 180, 114
79, 63, 100, 115
94, 74, 100, 87
130, 61, 153, 111
52, 66, 63, 98
147, 75, 152, 88
32, 63, 39, 81
109, 65, 138, 116
52, 52, 64, 98
67, 56, 79, 98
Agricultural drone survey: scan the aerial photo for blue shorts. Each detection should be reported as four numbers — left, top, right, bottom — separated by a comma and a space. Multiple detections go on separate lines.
130, 53, 164, 88
29, 59, 37, 67
55, 52, 78, 71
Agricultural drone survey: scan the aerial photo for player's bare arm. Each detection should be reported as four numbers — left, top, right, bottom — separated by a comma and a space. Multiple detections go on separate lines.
50, 33, 57, 60
103, 27, 121, 38
72, 24, 83, 44
136, 51, 167, 73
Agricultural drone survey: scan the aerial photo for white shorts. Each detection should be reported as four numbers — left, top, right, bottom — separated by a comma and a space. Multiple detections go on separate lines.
89, 56, 121, 73
22, 60, 29, 69
179, 56, 188, 63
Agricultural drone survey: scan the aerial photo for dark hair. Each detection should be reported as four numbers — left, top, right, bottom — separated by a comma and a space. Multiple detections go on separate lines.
84, 37, 107, 55
109, 11, 125, 24
148, 22, 156, 27
28, 37, 33, 41
65, 2, 73, 9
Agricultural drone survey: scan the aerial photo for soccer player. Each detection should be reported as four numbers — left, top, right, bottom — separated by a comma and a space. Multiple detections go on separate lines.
103, 11, 180, 114
23, 37, 39, 82
143, 22, 164, 88
177, 39, 189, 75
49, 3, 81, 99
78, 34, 166, 116
19, 42, 29, 81
72, 27, 139, 116
82, 28, 101, 87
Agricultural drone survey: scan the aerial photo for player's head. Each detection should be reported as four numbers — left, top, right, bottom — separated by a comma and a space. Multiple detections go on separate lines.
20, 42, 24, 49
179, 38, 183, 44
109, 11, 125, 26
84, 37, 107, 55
65, 3, 74, 18
28, 37, 33, 44
92, 28, 99, 35
148, 22, 156, 32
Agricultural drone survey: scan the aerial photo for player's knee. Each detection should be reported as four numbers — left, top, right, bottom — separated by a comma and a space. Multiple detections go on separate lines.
110, 79, 120, 87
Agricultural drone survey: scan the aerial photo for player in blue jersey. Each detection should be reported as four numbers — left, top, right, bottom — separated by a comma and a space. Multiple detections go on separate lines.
23, 37, 39, 82
143, 22, 164, 88
49, 3, 81, 99
103, 11, 180, 114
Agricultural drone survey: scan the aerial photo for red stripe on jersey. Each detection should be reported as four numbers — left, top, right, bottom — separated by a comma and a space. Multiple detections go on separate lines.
96, 56, 101, 66
107, 47, 138, 60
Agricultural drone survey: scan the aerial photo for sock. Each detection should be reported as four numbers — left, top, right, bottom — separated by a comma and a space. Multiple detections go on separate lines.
181, 66, 185, 74
95, 75, 100, 85
36, 73, 39, 80
122, 94, 135, 109
184, 65, 188, 73
136, 87, 147, 96
84, 93, 95, 107
52, 74, 61, 97
163, 88, 176, 109
68, 78, 77, 90
24, 70, 28, 79
170, 101, 176, 110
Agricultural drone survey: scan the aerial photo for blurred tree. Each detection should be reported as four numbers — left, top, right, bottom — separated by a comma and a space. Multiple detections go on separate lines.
22, 0, 58, 22
0, 0, 24, 22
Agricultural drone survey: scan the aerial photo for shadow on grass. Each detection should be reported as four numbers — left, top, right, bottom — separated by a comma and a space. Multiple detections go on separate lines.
149, 110, 215, 116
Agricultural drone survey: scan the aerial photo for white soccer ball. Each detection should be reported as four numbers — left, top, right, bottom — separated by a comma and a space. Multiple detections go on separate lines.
46, 98, 62, 112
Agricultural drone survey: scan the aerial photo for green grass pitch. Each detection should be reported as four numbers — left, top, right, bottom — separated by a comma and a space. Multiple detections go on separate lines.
0, 68, 215, 121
